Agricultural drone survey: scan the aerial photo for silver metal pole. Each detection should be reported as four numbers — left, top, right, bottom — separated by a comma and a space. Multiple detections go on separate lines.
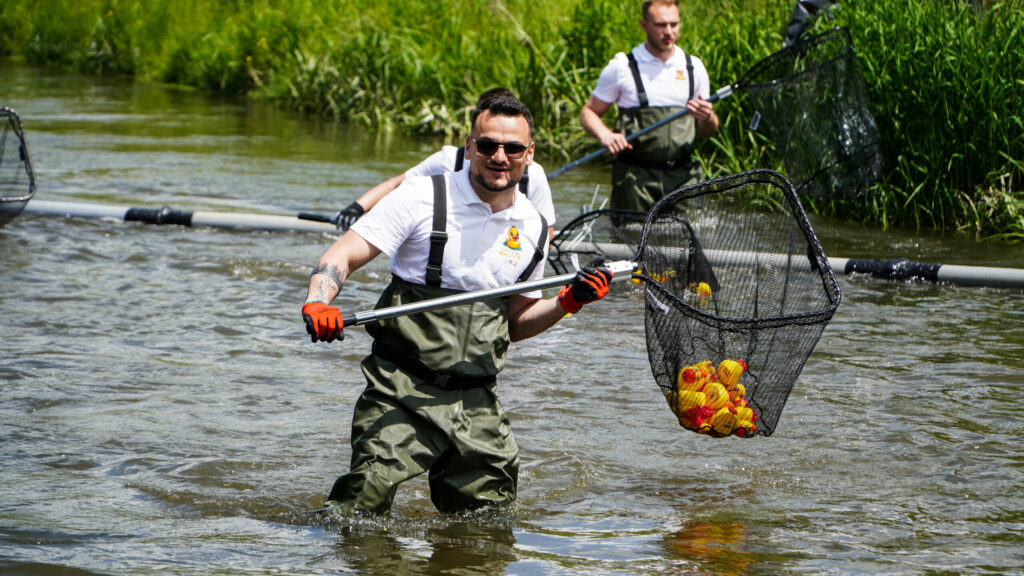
343, 260, 639, 327
23, 200, 336, 233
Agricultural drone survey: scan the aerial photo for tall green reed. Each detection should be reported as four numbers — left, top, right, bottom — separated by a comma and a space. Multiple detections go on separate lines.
843, 0, 1023, 238
2, 0, 1020, 239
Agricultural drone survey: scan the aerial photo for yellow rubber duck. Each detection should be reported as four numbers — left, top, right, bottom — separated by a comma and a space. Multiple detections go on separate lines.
678, 405, 714, 432
728, 383, 747, 404
717, 359, 745, 388
733, 405, 756, 423
697, 360, 715, 377
710, 406, 740, 436
704, 381, 731, 411
676, 364, 708, 392
675, 390, 707, 415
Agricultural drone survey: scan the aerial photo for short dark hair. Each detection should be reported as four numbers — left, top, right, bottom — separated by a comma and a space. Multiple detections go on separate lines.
470, 95, 534, 139
642, 0, 678, 20
476, 87, 516, 106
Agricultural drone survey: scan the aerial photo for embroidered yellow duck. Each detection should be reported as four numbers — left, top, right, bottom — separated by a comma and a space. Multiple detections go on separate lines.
504, 226, 521, 250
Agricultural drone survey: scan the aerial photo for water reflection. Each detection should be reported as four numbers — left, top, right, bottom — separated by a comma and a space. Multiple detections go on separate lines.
663, 519, 755, 576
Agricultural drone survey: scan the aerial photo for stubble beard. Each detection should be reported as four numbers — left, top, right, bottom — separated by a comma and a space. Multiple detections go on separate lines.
472, 168, 521, 194
648, 35, 676, 59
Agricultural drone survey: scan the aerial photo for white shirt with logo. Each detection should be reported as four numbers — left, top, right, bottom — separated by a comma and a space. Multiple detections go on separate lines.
351, 168, 548, 298
592, 43, 712, 108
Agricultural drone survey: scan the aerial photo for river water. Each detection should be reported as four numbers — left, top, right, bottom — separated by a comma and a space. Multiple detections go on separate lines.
1, 62, 1022, 576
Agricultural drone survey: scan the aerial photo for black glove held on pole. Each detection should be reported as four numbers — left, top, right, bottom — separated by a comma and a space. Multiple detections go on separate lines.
334, 202, 365, 230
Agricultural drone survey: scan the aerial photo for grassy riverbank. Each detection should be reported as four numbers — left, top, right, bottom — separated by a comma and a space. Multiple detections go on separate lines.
2, 0, 1021, 239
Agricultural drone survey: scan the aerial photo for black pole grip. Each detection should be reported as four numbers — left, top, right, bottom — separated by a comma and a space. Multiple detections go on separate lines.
124, 206, 193, 226
843, 258, 941, 283
297, 212, 336, 224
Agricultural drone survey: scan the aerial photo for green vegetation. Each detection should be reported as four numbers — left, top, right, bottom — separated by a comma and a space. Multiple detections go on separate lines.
2, 0, 1021, 240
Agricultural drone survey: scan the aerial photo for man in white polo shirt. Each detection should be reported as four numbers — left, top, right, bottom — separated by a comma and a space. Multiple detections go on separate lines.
301, 96, 613, 515
580, 0, 719, 212
335, 88, 556, 242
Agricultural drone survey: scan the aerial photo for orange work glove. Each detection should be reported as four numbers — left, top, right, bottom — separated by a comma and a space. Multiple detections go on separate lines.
558, 258, 613, 314
302, 301, 344, 343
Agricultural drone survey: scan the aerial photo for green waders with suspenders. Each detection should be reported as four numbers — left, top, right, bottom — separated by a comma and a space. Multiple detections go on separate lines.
328, 174, 547, 514
611, 51, 702, 212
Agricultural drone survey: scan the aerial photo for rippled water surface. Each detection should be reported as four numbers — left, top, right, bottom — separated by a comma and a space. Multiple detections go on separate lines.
2, 62, 1023, 575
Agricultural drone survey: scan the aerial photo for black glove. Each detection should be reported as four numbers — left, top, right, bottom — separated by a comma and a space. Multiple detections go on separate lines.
334, 202, 364, 230
558, 257, 613, 314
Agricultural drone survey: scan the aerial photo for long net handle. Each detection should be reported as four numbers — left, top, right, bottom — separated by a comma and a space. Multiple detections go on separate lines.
547, 85, 735, 180
342, 260, 638, 327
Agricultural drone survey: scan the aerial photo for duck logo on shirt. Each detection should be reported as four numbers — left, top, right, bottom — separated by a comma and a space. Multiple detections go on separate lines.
676, 69, 688, 82
499, 226, 525, 266
504, 226, 521, 251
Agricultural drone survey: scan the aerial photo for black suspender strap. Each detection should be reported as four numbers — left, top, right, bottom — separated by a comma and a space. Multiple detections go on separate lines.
425, 174, 448, 287
628, 51, 695, 105
626, 52, 649, 108
518, 172, 529, 196
426, 171, 540, 287
454, 146, 465, 171
516, 215, 548, 283
685, 53, 695, 101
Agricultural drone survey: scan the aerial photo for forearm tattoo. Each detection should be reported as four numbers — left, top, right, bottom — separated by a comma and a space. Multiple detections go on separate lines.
308, 262, 347, 302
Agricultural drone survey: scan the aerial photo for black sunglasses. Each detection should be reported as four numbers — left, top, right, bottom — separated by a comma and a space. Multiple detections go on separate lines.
470, 137, 529, 159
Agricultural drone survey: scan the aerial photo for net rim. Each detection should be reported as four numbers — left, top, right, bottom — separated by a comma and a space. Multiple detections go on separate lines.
0, 107, 37, 204
736, 26, 854, 92
638, 168, 842, 321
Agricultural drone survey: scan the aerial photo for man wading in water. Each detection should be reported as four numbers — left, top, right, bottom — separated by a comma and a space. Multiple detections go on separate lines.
302, 95, 613, 514
580, 0, 720, 212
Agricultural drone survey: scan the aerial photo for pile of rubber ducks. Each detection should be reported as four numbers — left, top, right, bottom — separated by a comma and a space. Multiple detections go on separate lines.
665, 359, 758, 437
631, 268, 676, 284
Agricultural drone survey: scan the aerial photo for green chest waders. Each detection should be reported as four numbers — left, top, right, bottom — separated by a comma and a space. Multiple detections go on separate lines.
328, 175, 546, 514
611, 52, 702, 212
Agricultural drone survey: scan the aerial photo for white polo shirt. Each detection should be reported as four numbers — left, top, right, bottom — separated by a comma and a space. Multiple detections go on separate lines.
405, 145, 557, 226
351, 168, 548, 298
592, 43, 711, 108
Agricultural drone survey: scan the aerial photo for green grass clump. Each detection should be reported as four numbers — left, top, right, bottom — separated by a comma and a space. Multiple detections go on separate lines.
842, 1, 1024, 240
1, 0, 1021, 240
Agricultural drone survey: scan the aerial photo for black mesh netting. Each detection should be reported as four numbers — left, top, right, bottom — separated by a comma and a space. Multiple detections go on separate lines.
0, 107, 35, 226
739, 27, 881, 200
638, 170, 840, 437
548, 209, 647, 274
